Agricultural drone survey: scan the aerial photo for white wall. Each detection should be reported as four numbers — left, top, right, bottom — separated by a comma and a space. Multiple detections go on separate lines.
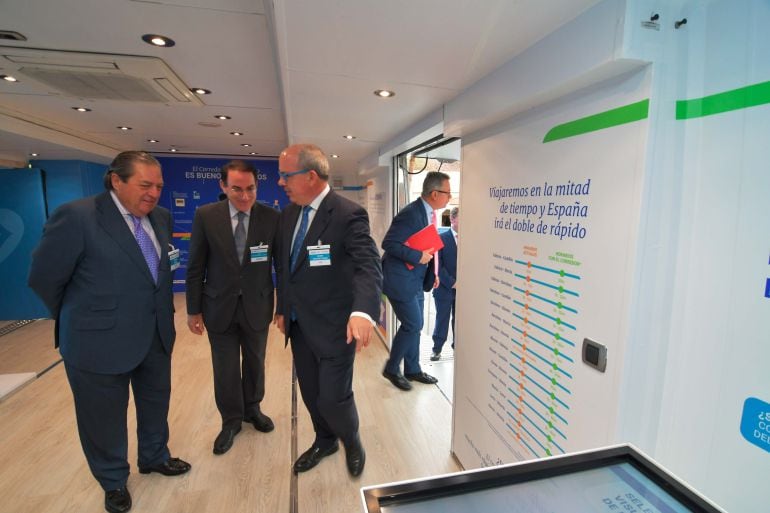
368, 0, 770, 511
625, 2, 770, 511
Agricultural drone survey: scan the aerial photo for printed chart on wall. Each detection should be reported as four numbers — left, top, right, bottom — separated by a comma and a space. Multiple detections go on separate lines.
452, 72, 650, 469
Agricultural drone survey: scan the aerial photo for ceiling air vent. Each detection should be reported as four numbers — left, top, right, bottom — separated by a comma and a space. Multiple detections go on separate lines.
0, 46, 203, 106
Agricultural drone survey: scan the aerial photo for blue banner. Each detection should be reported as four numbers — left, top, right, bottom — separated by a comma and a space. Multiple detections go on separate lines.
0, 168, 50, 319
156, 157, 286, 292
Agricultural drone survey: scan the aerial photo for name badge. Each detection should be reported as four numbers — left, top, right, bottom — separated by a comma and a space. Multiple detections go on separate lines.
250, 244, 269, 263
168, 248, 181, 271
307, 244, 331, 267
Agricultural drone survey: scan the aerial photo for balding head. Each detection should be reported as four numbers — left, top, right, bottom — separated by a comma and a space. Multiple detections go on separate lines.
278, 143, 330, 206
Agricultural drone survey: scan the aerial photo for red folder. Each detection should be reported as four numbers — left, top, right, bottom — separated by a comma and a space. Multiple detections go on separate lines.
404, 224, 444, 270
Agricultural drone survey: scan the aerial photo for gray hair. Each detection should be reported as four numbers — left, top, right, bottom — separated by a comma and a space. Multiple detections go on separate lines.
296, 144, 330, 180
421, 171, 450, 197
103, 151, 160, 190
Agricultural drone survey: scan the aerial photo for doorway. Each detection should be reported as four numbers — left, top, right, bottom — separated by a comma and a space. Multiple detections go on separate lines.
392, 137, 461, 400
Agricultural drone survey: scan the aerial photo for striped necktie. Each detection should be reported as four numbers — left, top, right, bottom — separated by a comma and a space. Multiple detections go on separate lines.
431, 210, 439, 275
234, 211, 247, 264
290, 205, 312, 271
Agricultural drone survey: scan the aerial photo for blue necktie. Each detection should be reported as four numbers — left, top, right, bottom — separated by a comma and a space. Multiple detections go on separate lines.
130, 215, 159, 283
290, 205, 312, 271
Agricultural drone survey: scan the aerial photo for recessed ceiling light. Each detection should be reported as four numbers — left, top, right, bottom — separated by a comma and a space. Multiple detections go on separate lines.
170, 148, 177, 152
72, 107, 91, 112
117, 126, 132, 131
142, 34, 176, 47
240, 143, 251, 147
331, 154, 339, 158
1, 74, 19, 82
30, 152, 39, 157
191, 87, 211, 95
215, 115, 231, 120
230, 131, 243, 136
343, 134, 356, 140
374, 89, 395, 98
147, 139, 159, 143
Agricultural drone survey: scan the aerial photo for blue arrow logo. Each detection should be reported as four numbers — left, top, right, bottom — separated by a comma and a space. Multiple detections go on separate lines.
0, 209, 25, 264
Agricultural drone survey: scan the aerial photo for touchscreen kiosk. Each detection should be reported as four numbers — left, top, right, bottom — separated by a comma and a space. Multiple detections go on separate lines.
361, 445, 724, 513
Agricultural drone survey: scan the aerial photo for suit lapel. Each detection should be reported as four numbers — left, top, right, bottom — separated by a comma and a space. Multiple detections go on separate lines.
95, 192, 155, 284
414, 198, 429, 227
148, 208, 169, 281
247, 203, 266, 246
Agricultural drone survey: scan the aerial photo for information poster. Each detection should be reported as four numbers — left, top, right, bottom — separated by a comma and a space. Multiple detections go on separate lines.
453, 72, 649, 467
157, 157, 284, 291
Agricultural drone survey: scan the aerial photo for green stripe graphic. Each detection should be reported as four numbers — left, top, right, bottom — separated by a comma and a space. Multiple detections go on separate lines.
543, 99, 649, 143
676, 80, 770, 119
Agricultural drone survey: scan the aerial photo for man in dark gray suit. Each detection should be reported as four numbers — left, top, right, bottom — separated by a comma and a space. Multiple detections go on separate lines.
186, 160, 279, 455
274, 143, 382, 478
28, 151, 190, 513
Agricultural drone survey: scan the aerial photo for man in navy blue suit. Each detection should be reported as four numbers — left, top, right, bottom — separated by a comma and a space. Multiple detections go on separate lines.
431, 207, 458, 361
381, 171, 451, 391
29, 151, 190, 513
274, 143, 382, 478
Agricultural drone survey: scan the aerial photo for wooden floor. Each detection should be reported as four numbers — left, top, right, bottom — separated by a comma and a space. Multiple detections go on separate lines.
0, 294, 460, 513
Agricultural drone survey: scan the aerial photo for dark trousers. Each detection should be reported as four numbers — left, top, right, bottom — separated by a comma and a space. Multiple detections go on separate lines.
385, 292, 425, 375
289, 321, 358, 449
208, 297, 269, 429
432, 294, 456, 352
64, 332, 170, 491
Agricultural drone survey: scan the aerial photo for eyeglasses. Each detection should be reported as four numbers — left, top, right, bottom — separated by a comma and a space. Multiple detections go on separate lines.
278, 168, 311, 180
434, 189, 452, 196
229, 185, 257, 196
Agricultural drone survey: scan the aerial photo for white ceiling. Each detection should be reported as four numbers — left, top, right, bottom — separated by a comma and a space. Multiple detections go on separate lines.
0, 0, 601, 175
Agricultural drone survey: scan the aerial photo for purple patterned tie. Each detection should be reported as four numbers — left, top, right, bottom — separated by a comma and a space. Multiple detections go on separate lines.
130, 214, 159, 283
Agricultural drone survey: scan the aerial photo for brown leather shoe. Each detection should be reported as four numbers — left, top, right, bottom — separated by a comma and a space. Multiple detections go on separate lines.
138, 457, 191, 476
105, 486, 131, 513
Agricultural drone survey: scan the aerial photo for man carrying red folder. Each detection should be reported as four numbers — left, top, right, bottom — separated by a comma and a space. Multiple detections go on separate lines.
381, 171, 452, 390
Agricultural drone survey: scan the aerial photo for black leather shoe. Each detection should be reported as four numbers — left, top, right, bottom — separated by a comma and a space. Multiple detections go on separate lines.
105, 487, 131, 513
430, 351, 441, 361
247, 411, 274, 433
138, 457, 191, 476
382, 369, 412, 391
344, 434, 366, 478
213, 426, 241, 454
293, 443, 339, 474
405, 371, 438, 384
